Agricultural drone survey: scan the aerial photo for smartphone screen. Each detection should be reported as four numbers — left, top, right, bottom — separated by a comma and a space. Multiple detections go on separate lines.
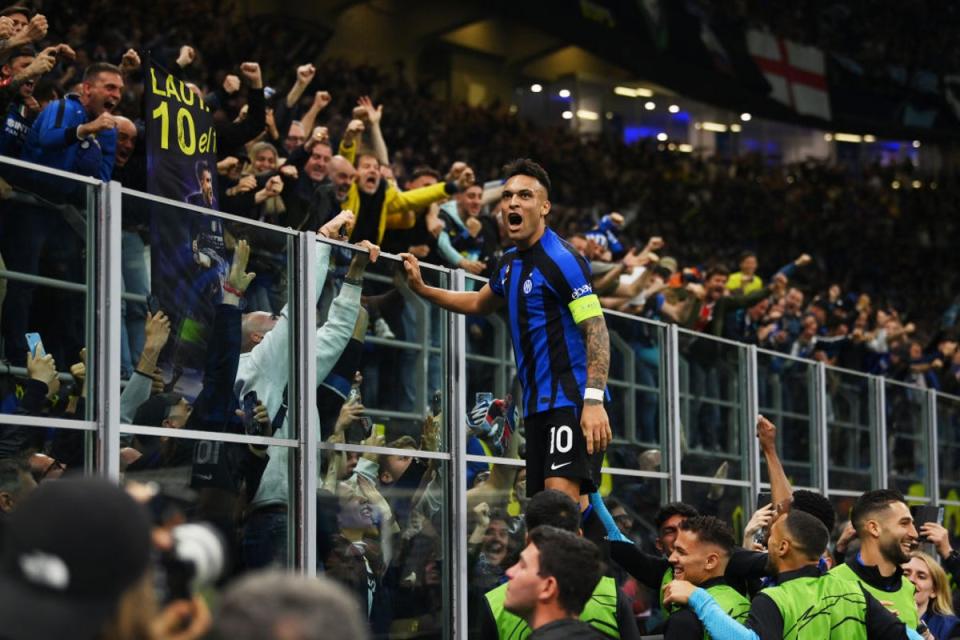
25, 332, 44, 357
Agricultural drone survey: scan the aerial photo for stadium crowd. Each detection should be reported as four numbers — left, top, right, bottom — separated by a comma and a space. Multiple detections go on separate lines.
0, 2, 959, 640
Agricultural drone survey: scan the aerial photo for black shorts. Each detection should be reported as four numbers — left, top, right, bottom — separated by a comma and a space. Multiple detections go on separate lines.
524, 407, 602, 495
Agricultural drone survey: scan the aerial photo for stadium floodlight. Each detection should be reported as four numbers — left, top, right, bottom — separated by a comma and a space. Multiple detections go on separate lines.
576, 109, 599, 120
701, 122, 728, 132
892, 180, 901, 189
913, 140, 921, 148
562, 110, 573, 120
558, 89, 571, 98
644, 101, 656, 110
863, 134, 876, 143
530, 83, 543, 93
730, 123, 742, 132
833, 133, 863, 143
614, 86, 655, 98
605, 111, 614, 120
740, 112, 752, 121
912, 180, 922, 189
668, 104, 679, 113
656, 132, 668, 141
678, 143, 694, 153
824, 133, 833, 141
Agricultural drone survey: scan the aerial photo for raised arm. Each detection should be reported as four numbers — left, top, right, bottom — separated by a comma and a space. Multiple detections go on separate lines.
757, 415, 793, 513
355, 96, 388, 165
286, 63, 316, 108
299, 90, 331, 142
400, 252, 504, 316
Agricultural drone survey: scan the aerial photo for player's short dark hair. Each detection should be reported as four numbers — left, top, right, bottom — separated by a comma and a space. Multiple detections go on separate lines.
525, 489, 579, 533
792, 490, 836, 533
850, 489, 906, 533
655, 502, 699, 530
83, 62, 122, 82
195, 160, 210, 181
679, 515, 736, 555
503, 158, 551, 195
528, 525, 600, 616
782, 510, 830, 559
738, 250, 757, 262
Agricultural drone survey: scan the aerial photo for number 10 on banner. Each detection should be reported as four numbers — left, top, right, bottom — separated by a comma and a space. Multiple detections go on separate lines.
151, 100, 217, 156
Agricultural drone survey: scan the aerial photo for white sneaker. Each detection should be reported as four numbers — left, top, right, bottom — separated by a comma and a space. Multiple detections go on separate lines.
374, 317, 395, 339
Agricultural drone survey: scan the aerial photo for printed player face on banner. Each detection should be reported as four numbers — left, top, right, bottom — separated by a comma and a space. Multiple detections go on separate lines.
145, 57, 229, 396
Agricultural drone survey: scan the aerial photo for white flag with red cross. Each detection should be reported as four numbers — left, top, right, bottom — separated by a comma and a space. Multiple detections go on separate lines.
747, 29, 831, 121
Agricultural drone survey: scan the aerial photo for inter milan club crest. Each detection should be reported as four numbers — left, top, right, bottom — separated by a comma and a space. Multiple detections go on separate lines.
523, 279, 533, 294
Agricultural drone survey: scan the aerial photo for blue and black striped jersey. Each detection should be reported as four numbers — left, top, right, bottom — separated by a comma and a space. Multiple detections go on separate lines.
490, 228, 604, 418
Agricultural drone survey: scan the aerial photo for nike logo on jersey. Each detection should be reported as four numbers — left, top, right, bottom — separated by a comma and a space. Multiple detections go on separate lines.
550, 461, 572, 470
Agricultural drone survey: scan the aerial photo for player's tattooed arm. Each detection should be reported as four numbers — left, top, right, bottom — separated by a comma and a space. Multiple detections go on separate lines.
580, 316, 610, 402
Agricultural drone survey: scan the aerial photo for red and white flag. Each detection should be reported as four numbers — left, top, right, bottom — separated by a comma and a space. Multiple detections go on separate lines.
747, 29, 831, 121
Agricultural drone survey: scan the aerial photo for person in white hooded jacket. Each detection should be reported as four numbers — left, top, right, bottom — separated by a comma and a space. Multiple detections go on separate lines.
238, 210, 380, 568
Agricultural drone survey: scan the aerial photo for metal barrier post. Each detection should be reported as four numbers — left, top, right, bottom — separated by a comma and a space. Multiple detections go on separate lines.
665, 323, 682, 501
296, 233, 318, 575
928, 390, 940, 503
449, 269, 468, 640
95, 181, 121, 479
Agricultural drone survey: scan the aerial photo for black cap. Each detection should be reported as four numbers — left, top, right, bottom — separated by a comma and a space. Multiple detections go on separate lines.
0, 478, 153, 640
132, 392, 183, 426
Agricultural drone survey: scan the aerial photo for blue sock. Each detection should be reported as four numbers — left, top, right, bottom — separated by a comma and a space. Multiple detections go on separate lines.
588, 491, 630, 543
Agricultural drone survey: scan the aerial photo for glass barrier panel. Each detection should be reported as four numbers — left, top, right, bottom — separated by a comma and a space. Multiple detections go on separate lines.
681, 481, 750, 542
0, 423, 95, 485
885, 381, 929, 497
0, 159, 98, 418
120, 190, 298, 441
825, 367, 876, 492
938, 394, 960, 502
605, 314, 668, 478
316, 242, 449, 453
121, 430, 299, 575
678, 330, 749, 480
320, 447, 452, 639
757, 351, 818, 488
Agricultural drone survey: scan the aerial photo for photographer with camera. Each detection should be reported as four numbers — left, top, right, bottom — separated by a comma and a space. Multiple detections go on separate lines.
0, 477, 209, 640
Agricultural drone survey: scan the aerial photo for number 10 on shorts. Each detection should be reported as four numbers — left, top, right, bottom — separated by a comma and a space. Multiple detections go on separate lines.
549, 425, 573, 454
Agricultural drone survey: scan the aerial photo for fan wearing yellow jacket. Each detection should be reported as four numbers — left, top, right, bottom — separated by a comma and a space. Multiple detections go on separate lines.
338, 134, 475, 244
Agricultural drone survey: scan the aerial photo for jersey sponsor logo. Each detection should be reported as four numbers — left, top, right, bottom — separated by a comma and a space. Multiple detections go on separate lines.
523, 278, 533, 294
550, 461, 572, 470
571, 283, 593, 300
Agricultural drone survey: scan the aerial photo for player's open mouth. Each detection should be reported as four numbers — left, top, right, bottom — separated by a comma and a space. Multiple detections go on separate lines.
104, 100, 116, 112
507, 212, 523, 228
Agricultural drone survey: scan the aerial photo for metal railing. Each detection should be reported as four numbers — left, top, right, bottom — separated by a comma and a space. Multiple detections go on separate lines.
2, 155, 960, 638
